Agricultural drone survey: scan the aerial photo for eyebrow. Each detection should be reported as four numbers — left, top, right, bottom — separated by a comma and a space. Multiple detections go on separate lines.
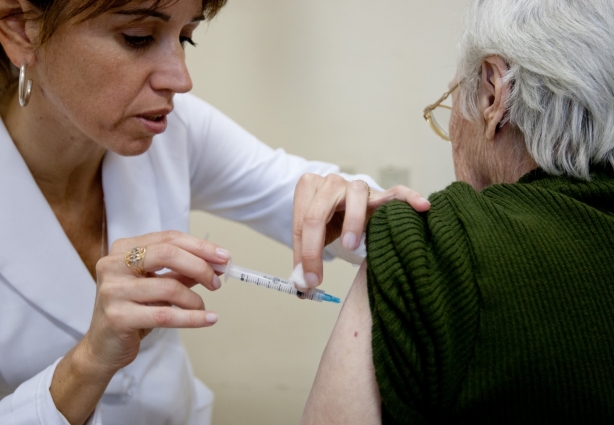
115, 9, 205, 23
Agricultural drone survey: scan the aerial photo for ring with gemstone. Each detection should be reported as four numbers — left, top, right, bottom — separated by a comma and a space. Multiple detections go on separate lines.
125, 247, 147, 276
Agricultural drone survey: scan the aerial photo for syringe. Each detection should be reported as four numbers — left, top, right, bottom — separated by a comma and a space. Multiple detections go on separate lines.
208, 258, 342, 304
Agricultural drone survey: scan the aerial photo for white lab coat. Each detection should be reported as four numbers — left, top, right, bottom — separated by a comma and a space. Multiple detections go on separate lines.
0, 93, 375, 424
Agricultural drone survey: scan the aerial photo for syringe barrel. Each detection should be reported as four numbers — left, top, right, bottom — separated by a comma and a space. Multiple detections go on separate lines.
206, 260, 341, 304
296, 289, 324, 302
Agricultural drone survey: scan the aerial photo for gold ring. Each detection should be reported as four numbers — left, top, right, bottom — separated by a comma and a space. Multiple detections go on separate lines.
351, 179, 371, 198
125, 247, 147, 276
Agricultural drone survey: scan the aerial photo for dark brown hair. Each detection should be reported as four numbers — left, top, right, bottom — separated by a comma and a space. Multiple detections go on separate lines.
0, 0, 227, 90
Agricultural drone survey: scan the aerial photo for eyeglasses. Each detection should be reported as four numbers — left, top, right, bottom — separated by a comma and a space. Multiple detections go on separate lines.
423, 83, 459, 142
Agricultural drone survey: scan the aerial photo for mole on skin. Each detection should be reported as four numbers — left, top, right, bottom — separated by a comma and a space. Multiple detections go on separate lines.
354, 332, 358, 337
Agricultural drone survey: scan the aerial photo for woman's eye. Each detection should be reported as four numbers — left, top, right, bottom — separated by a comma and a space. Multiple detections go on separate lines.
123, 34, 154, 49
180, 36, 197, 47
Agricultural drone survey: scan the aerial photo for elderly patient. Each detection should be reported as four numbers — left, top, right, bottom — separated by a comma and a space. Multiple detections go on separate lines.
301, 0, 614, 424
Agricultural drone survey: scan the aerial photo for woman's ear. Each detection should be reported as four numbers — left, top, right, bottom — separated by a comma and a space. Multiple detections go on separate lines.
478, 56, 511, 141
0, 0, 39, 68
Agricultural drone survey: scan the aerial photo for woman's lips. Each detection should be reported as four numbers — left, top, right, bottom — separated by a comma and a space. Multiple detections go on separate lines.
137, 114, 168, 134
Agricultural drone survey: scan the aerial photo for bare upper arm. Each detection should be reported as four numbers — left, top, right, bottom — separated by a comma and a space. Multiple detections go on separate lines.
300, 261, 382, 425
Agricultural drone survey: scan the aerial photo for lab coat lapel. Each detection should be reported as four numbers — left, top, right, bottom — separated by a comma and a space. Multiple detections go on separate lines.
0, 122, 163, 338
0, 121, 95, 336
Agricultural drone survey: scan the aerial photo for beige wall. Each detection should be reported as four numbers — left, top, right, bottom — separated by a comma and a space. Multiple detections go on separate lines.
180, 1, 471, 424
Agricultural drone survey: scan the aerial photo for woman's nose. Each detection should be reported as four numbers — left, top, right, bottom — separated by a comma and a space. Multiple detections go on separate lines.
150, 45, 193, 94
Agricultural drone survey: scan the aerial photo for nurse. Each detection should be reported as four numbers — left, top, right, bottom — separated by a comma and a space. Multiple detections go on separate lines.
0, 0, 429, 424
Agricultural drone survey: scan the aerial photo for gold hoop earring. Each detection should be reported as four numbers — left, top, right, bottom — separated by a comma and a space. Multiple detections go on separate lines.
19, 63, 32, 107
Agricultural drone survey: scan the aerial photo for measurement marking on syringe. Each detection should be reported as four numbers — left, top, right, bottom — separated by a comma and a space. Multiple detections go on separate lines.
245, 274, 297, 294
220, 265, 341, 304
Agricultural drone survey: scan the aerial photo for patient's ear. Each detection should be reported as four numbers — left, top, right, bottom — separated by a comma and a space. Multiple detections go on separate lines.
478, 56, 511, 141
0, 0, 40, 67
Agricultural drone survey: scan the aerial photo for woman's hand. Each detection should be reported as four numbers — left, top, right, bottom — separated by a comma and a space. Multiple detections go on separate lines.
292, 173, 430, 289
51, 231, 230, 424
82, 230, 230, 374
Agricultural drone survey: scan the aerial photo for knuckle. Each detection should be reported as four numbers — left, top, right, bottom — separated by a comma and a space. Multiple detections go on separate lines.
329, 174, 347, 185
153, 308, 173, 327
159, 279, 180, 299
187, 312, 202, 328
156, 243, 177, 263
298, 172, 318, 185
110, 238, 129, 254
302, 214, 321, 227
95, 256, 112, 276
292, 225, 303, 238
163, 230, 183, 243
195, 238, 212, 253
301, 250, 320, 263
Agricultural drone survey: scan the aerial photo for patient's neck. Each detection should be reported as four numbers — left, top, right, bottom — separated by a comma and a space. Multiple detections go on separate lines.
472, 125, 538, 191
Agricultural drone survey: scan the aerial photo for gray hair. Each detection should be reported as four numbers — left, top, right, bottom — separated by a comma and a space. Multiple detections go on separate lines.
457, 0, 614, 179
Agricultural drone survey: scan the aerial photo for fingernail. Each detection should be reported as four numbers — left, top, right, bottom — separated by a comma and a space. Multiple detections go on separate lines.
212, 275, 222, 290
342, 232, 358, 250
419, 197, 430, 204
305, 272, 320, 288
216, 248, 231, 260
206, 313, 218, 324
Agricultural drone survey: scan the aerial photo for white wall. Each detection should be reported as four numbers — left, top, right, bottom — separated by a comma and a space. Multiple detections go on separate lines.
181, 1, 471, 424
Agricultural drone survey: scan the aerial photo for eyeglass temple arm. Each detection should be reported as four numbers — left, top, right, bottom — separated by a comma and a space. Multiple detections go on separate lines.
423, 83, 459, 118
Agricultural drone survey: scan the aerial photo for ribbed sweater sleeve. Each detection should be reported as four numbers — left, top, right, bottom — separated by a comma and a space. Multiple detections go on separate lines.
366, 198, 480, 424
366, 170, 614, 424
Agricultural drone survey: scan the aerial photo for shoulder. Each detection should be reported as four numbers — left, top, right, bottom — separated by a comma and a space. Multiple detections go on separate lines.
367, 182, 479, 293
366, 177, 561, 276
366, 184, 483, 420
367, 181, 478, 257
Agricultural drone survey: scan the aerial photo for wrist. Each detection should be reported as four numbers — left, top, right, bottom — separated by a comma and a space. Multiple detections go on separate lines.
50, 340, 117, 425
71, 335, 119, 381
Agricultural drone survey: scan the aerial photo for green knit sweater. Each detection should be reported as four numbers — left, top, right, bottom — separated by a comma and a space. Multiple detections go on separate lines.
366, 167, 614, 424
